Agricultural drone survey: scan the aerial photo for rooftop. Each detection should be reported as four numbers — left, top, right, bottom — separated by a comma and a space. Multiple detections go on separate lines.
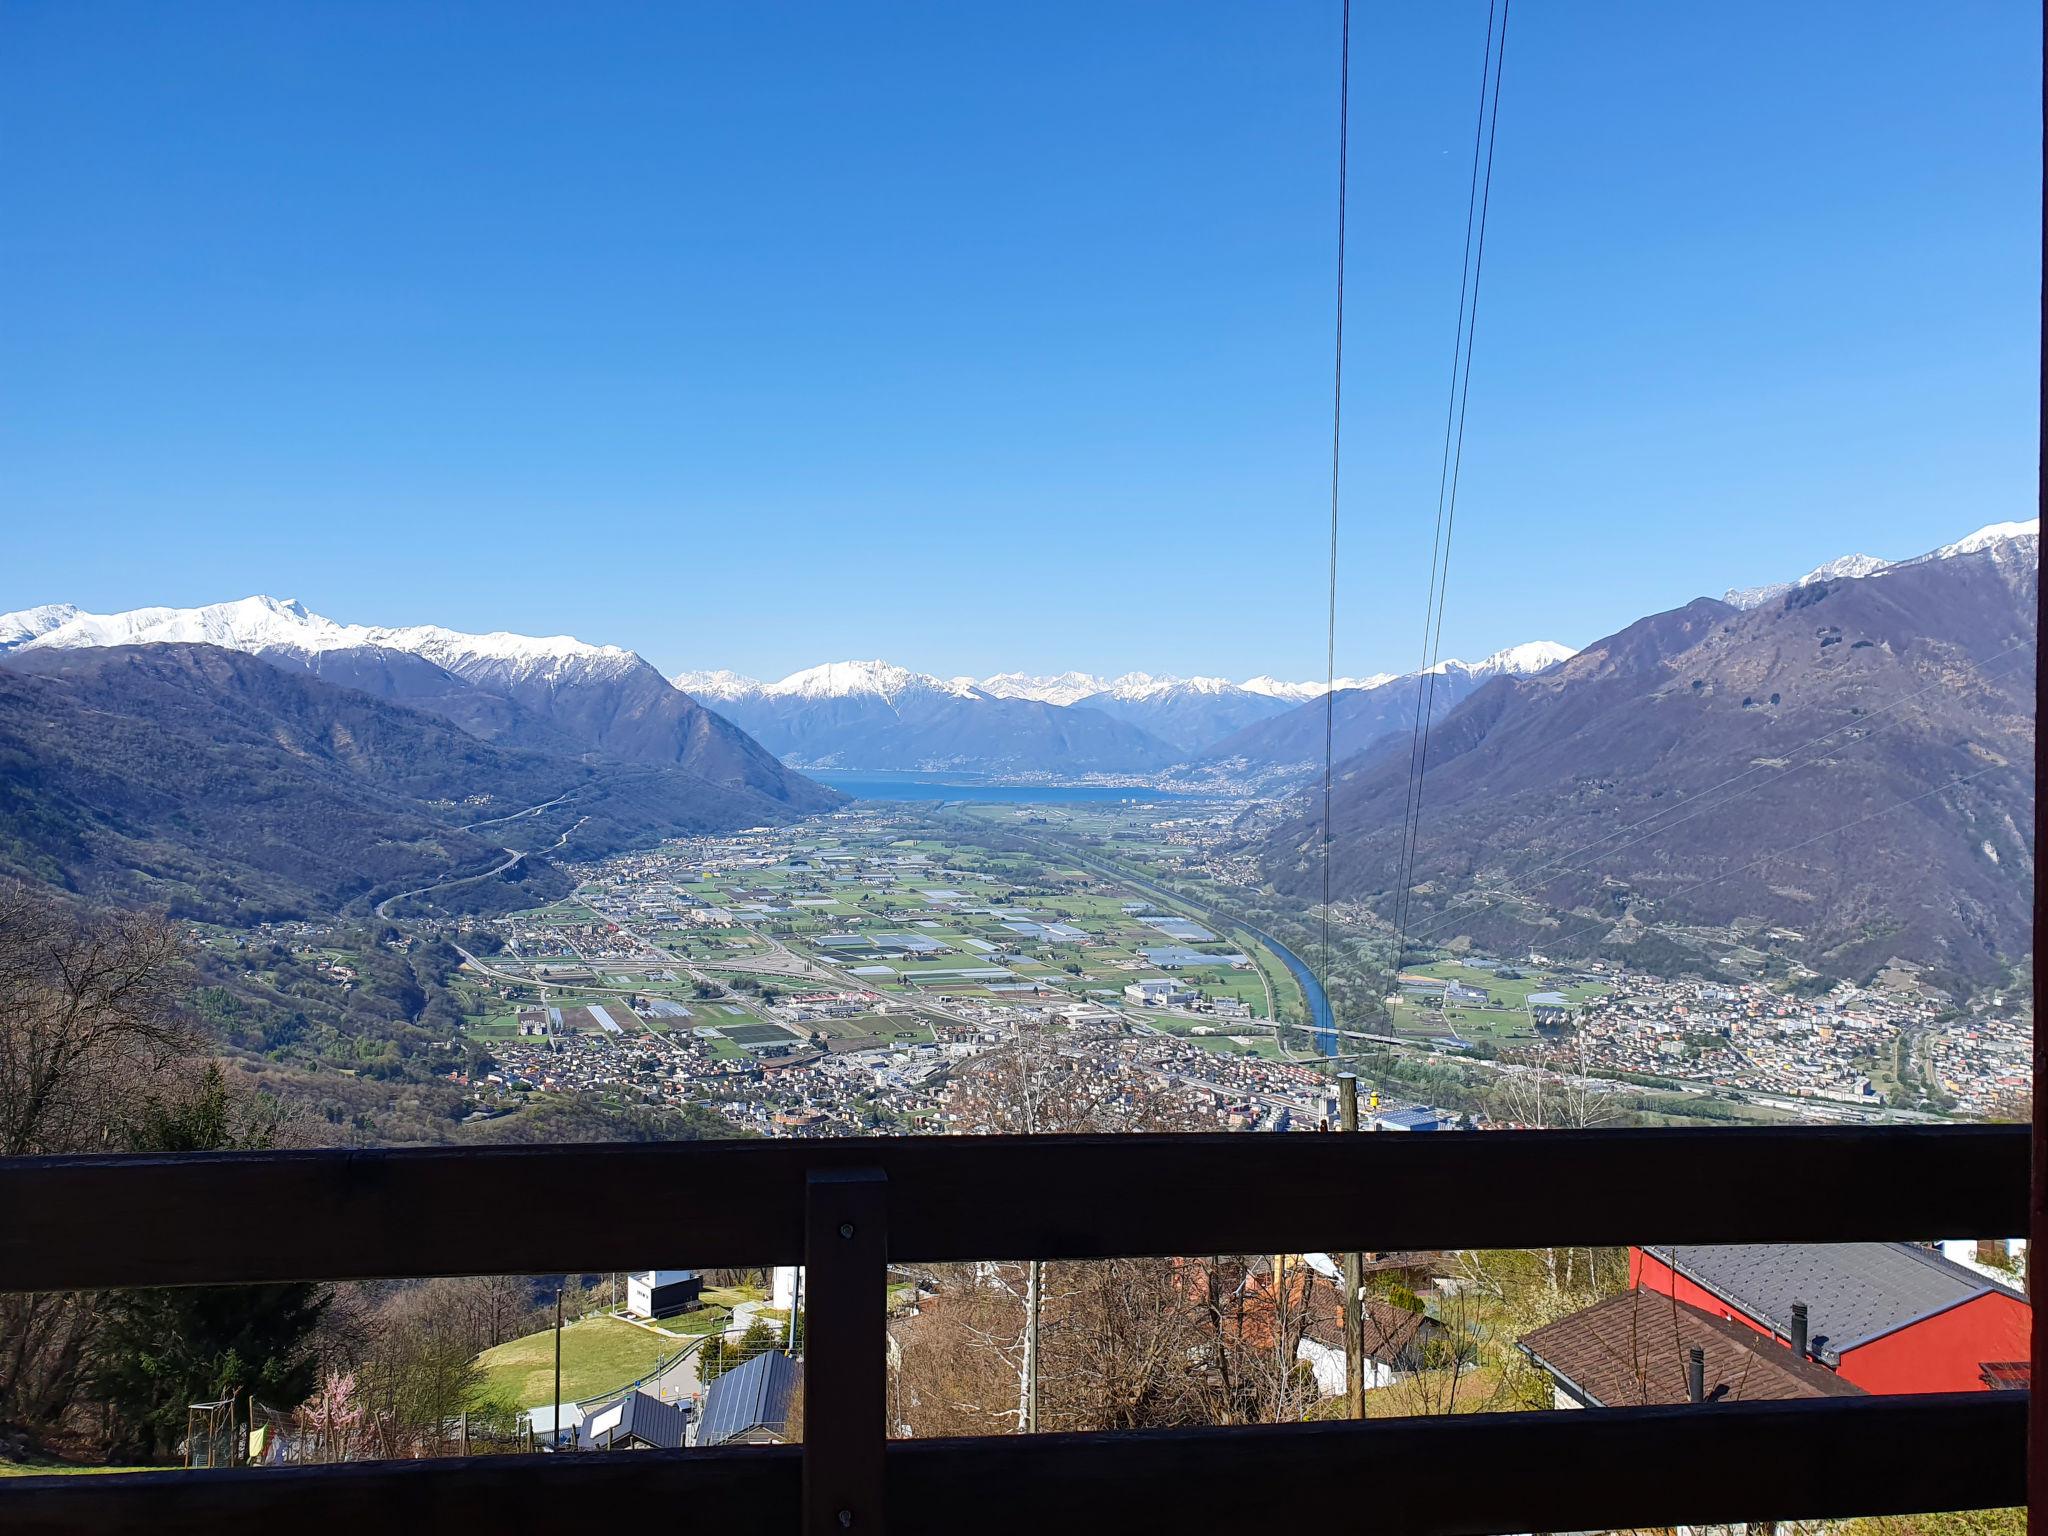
1640, 1242, 2024, 1362
1521, 1293, 1865, 1407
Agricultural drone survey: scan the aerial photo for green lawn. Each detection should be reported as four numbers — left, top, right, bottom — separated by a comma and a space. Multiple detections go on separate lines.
472, 1315, 679, 1408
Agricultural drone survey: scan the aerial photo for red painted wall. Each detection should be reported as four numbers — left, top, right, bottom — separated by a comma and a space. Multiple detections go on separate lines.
1628, 1250, 1778, 1341
1627, 1247, 2030, 1394
1840, 1291, 2032, 1394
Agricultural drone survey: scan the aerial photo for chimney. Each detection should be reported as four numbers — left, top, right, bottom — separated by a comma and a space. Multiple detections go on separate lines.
1686, 1346, 1705, 1404
1789, 1301, 1809, 1359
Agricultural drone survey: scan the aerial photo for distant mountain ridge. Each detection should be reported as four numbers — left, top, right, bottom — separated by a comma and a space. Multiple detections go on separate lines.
0, 595, 836, 818
1722, 519, 2040, 609
1190, 642, 1577, 786
0, 644, 818, 923
675, 660, 1181, 774
671, 654, 1561, 770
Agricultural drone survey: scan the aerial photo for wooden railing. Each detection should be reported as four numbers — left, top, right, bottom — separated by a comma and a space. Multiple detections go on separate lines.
0, 1124, 2030, 1534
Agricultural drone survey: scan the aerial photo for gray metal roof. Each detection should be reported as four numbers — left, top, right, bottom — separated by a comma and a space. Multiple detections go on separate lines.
582, 1389, 686, 1451
698, 1350, 801, 1446
1643, 1243, 2019, 1363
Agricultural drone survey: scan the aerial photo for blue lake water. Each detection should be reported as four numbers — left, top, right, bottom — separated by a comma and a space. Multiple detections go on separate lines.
810, 772, 1197, 805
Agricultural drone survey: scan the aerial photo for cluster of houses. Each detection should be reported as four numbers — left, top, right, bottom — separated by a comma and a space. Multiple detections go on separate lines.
1519, 1239, 2031, 1405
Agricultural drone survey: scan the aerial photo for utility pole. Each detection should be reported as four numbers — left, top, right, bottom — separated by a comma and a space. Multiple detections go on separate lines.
552, 1285, 565, 1450
1021, 1259, 1042, 1432
1340, 1073, 1366, 1420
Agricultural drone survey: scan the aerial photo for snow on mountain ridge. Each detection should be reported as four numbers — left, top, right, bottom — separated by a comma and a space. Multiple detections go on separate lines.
977, 671, 1108, 706
0, 603, 81, 650
673, 668, 763, 701
761, 659, 981, 703
2, 595, 644, 679
1722, 519, 2038, 609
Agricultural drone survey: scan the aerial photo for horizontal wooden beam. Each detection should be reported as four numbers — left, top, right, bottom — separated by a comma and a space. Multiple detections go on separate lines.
0, 1394, 2021, 1536
0, 1124, 2025, 1290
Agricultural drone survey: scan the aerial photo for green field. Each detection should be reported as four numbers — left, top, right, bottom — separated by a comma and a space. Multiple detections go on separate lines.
720, 1021, 800, 1046
472, 1315, 680, 1408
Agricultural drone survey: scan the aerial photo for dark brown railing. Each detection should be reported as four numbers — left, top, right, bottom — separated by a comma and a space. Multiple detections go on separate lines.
0, 1124, 2029, 1534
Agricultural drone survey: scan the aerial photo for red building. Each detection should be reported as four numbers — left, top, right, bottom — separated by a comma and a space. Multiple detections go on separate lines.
1629, 1242, 2029, 1395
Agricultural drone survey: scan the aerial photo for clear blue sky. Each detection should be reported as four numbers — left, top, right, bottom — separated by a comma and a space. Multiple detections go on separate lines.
2, 1, 2037, 682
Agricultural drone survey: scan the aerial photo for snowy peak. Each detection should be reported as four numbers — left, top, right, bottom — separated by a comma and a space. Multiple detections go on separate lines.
1910, 518, 2039, 565
1725, 554, 1889, 610
1463, 640, 1577, 676
376, 623, 638, 685
977, 671, 1108, 706
673, 668, 763, 701
762, 659, 980, 703
0, 603, 81, 651
1097, 672, 1247, 701
0, 594, 647, 681
1723, 519, 2039, 609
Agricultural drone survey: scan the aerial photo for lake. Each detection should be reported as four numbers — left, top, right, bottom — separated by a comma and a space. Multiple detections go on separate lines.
809, 772, 1197, 805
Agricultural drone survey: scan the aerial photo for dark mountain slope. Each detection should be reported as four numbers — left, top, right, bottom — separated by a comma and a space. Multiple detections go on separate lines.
1261, 547, 2037, 986
261, 645, 839, 813
0, 646, 816, 923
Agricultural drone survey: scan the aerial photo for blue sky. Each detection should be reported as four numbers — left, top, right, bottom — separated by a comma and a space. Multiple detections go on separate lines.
2, 1, 2037, 682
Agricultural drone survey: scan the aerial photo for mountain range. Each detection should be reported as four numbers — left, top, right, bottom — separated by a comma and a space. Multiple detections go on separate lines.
0, 599, 840, 921
1, 594, 1580, 783
0, 643, 824, 923
672, 653, 1568, 771
1261, 519, 2039, 988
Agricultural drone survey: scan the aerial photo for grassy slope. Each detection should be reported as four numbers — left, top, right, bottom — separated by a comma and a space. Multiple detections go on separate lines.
472, 1315, 681, 1408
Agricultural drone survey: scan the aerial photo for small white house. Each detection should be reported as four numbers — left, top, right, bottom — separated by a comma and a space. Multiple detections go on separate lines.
626, 1269, 702, 1319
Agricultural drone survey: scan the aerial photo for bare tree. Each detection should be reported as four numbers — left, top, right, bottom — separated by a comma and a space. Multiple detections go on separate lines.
0, 883, 193, 1157
1487, 1037, 1622, 1293
0, 886, 192, 1439
891, 1031, 1318, 1438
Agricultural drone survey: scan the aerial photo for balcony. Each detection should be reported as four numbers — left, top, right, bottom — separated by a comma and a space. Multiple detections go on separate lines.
0, 1123, 2030, 1533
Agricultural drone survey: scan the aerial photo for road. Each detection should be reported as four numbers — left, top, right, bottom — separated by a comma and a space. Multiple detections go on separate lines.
376, 848, 526, 920
376, 817, 588, 919
461, 787, 585, 832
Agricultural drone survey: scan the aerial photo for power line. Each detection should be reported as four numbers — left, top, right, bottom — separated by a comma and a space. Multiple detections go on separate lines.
1320, 0, 1352, 994
1387, 0, 1498, 971
1388, 0, 1512, 986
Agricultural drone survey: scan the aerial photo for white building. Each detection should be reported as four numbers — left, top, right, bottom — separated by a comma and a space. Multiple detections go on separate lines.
626, 1268, 702, 1319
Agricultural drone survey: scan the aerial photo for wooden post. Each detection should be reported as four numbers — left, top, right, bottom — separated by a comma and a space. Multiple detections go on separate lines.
552, 1286, 564, 1451
1340, 1073, 1366, 1420
806, 1167, 888, 1534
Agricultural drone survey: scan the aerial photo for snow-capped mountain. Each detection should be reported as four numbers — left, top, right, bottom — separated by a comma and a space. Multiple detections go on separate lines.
1722, 519, 2038, 609
1191, 639, 1578, 780
1431, 640, 1577, 678
976, 671, 1109, 707
1073, 674, 1300, 753
656, 647, 1588, 771
6, 594, 642, 684
763, 659, 982, 703
0, 603, 79, 650
690, 659, 1176, 774
0, 595, 834, 812
1241, 673, 1393, 701
673, 668, 763, 702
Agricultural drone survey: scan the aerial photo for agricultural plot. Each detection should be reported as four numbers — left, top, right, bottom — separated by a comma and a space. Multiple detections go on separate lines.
719, 1020, 803, 1047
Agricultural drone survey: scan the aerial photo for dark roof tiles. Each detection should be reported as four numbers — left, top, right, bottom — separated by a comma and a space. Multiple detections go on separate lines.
1520, 1292, 1864, 1408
